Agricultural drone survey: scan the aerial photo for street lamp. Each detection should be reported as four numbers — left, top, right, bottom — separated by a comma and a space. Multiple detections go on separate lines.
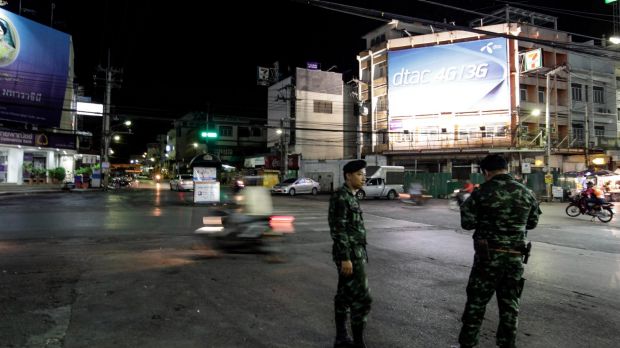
103, 120, 132, 189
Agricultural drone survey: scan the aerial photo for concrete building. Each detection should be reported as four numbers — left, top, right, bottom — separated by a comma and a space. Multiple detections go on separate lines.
0, 9, 77, 185
164, 112, 268, 174
267, 67, 357, 162
357, 8, 619, 183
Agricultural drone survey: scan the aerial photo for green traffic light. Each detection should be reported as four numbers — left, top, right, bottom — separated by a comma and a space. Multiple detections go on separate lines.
200, 131, 218, 138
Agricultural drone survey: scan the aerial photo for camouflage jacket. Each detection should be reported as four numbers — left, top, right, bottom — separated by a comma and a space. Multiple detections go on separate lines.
328, 184, 367, 262
460, 173, 541, 244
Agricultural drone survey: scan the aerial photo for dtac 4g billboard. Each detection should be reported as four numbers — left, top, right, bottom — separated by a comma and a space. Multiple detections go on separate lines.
388, 37, 509, 116
0, 8, 71, 128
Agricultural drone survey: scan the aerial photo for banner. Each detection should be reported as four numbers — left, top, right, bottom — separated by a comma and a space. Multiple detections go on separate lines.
388, 37, 510, 116
0, 8, 71, 127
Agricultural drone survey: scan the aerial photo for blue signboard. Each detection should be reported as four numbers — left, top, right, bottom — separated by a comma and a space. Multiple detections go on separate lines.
0, 8, 71, 127
388, 37, 509, 116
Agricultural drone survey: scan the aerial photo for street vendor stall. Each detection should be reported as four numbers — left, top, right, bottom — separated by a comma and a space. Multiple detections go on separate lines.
561, 170, 620, 202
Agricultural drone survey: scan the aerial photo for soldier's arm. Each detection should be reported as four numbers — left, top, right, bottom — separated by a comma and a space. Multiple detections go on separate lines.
460, 191, 478, 230
526, 195, 542, 230
329, 195, 351, 261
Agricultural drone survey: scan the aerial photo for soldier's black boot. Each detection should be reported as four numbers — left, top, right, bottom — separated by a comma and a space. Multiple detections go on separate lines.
351, 323, 367, 348
333, 313, 353, 348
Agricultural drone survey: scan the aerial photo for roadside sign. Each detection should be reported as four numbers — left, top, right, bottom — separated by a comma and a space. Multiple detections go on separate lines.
521, 162, 531, 174
194, 181, 220, 203
544, 173, 553, 184
193, 167, 219, 203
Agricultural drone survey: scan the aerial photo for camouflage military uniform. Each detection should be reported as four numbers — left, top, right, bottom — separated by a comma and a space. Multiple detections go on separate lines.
328, 184, 372, 327
458, 173, 540, 348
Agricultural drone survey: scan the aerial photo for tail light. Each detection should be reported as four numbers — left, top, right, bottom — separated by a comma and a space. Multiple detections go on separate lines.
269, 215, 295, 234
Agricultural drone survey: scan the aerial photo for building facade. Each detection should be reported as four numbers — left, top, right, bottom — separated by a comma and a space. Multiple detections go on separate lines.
357, 13, 619, 180
164, 112, 268, 175
267, 67, 357, 163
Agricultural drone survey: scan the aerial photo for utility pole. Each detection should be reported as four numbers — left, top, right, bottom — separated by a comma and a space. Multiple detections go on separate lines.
585, 98, 590, 169
96, 50, 122, 189
545, 65, 567, 201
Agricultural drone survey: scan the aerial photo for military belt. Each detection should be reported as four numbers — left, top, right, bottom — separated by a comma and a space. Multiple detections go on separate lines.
488, 247, 522, 255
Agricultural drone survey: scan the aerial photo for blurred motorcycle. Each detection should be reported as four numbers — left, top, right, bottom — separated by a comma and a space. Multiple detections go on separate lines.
194, 187, 295, 260
449, 189, 470, 210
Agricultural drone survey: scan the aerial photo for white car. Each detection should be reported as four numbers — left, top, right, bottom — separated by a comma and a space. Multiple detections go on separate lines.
170, 174, 194, 191
271, 178, 320, 196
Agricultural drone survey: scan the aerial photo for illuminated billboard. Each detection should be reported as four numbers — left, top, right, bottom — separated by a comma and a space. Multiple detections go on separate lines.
0, 8, 71, 127
387, 37, 510, 116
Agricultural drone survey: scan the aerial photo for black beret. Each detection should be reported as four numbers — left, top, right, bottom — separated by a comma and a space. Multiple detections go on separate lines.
479, 154, 508, 171
343, 160, 367, 174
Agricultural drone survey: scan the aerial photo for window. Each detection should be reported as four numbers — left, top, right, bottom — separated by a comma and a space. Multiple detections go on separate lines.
376, 65, 386, 78
370, 34, 386, 46
538, 87, 545, 103
520, 85, 527, 101
572, 123, 584, 141
594, 126, 605, 137
593, 86, 604, 104
495, 126, 508, 137
313, 100, 333, 114
376, 96, 387, 112
219, 125, 232, 137
251, 127, 262, 137
238, 127, 250, 137
571, 83, 582, 101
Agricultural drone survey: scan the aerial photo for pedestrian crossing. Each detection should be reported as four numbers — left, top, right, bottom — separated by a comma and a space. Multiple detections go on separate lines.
272, 208, 431, 232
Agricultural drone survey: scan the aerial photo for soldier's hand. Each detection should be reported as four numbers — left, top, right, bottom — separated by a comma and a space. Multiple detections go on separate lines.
341, 260, 353, 276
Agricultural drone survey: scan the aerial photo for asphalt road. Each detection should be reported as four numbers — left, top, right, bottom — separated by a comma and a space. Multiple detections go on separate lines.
0, 184, 619, 347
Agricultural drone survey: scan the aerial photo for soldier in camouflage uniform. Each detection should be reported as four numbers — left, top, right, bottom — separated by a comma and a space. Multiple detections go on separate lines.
458, 154, 541, 348
328, 159, 372, 348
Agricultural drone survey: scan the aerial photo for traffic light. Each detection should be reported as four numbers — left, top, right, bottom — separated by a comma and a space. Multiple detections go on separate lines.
200, 131, 218, 139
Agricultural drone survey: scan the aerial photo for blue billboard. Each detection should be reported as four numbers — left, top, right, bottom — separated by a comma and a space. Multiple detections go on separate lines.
388, 37, 509, 116
0, 8, 71, 127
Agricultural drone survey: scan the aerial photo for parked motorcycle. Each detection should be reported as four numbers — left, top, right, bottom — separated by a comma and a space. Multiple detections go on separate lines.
108, 176, 133, 190
565, 194, 615, 223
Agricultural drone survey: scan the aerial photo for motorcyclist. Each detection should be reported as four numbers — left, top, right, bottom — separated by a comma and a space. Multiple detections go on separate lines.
456, 180, 475, 205
581, 181, 606, 213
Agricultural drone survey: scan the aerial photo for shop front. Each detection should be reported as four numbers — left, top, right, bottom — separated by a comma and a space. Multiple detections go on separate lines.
0, 129, 77, 184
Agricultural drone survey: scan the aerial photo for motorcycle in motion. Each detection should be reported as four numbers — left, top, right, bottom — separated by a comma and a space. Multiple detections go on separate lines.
565, 194, 615, 223
194, 186, 295, 259
449, 189, 471, 210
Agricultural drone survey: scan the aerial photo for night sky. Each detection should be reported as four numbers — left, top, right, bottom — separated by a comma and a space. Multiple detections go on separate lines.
3, 0, 617, 160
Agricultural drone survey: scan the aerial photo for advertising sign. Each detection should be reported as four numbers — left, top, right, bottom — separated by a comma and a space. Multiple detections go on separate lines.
0, 8, 71, 127
194, 181, 220, 203
522, 48, 542, 72
388, 37, 510, 116
193, 167, 217, 181
0, 129, 75, 149
193, 166, 219, 203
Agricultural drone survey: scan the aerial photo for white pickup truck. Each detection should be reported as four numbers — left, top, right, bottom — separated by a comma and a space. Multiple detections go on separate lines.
355, 165, 405, 200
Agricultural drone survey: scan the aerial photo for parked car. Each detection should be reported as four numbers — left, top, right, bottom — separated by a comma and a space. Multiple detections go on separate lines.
271, 177, 320, 196
170, 174, 194, 191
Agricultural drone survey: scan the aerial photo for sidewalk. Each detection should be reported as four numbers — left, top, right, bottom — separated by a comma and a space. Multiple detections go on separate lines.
0, 183, 94, 196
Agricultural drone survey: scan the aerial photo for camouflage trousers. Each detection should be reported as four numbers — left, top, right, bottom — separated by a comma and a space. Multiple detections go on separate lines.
334, 259, 372, 326
458, 255, 524, 348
